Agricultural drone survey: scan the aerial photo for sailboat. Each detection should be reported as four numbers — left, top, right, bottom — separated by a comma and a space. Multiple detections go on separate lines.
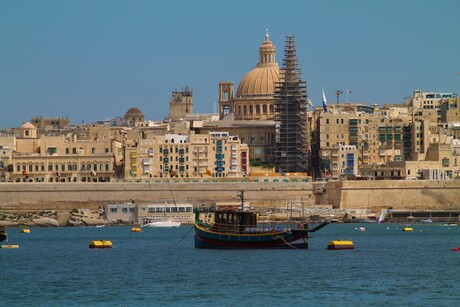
141, 171, 181, 228
1, 226, 20, 249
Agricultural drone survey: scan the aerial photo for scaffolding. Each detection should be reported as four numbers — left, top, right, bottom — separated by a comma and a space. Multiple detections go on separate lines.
274, 35, 309, 173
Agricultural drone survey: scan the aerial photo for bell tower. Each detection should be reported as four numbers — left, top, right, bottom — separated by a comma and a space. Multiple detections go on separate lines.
219, 81, 234, 119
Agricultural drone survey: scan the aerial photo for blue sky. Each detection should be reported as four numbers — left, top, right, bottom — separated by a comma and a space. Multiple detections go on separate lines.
1, 0, 459, 129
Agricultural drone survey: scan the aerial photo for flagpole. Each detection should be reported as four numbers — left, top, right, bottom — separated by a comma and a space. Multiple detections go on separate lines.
346, 89, 348, 103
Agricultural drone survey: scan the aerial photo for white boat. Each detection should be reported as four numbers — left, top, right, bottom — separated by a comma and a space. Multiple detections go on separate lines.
420, 219, 433, 223
140, 173, 183, 228
142, 220, 181, 228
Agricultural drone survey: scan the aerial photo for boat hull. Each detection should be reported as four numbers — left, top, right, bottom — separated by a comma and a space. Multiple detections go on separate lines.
194, 224, 308, 249
142, 221, 181, 228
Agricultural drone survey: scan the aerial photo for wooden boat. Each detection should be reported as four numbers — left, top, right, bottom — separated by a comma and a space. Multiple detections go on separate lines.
0, 226, 6, 242
194, 191, 329, 249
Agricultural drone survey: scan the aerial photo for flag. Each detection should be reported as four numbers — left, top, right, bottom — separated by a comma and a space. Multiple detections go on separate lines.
206, 169, 212, 176
307, 98, 314, 109
335, 90, 343, 96
279, 168, 285, 176
347, 89, 352, 94
241, 168, 247, 177
129, 169, 134, 177
322, 88, 328, 112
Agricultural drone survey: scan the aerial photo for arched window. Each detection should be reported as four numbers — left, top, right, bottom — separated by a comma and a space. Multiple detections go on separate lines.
249, 105, 253, 114
269, 105, 274, 113
243, 105, 247, 116
263, 105, 267, 114
256, 105, 260, 114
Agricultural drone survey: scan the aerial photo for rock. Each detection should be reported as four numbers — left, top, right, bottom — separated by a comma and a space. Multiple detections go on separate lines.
32, 217, 60, 227
68, 220, 84, 227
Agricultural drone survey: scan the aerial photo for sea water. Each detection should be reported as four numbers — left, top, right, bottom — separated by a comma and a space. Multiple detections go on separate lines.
1, 223, 460, 306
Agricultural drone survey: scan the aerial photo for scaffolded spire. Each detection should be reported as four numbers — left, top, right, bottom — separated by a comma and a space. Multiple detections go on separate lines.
274, 34, 309, 173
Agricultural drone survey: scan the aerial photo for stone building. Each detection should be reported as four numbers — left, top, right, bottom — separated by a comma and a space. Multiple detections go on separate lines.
168, 87, 193, 121
197, 120, 275, 163
124, 131, 249, 180
30, 116, 70, 131
5, 123, 121, 183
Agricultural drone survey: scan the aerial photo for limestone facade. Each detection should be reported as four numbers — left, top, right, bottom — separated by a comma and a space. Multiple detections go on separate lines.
124, 131, 249, 180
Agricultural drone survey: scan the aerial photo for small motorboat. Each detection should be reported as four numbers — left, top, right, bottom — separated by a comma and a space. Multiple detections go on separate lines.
451, 247, 460, 252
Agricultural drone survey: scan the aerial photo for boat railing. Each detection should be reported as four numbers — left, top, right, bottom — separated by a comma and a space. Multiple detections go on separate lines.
210, 221, 294, 234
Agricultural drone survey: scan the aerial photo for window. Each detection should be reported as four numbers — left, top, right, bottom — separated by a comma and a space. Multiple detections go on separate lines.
92, 148, 95, 154
66, 148, 70, 154
48, 165, 53, 171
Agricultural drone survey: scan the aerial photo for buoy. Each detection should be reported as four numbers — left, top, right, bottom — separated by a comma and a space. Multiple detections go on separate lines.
21, 228, 30, 233
89, 240, 112, 249
402, 227, 413, 232
359, 227, 366, 232
1, 244, 20, 249
327, 240, 354, 250
451, 247, 460, 252
131, 227, 142, 232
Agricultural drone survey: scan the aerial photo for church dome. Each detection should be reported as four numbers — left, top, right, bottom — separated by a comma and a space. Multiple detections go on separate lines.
236, 65, 280, 98
124, 107, 144, 118
20, 122, 36, 129
235, 31, 280, 98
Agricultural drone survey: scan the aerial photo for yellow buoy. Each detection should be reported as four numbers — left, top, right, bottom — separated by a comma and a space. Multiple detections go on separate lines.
402, 227, 413, 232
1, 244, 20, 249
89, 240, 113, 249
131, 227, 142, 232
21, 228, 30, 233
327, 240, 354, 250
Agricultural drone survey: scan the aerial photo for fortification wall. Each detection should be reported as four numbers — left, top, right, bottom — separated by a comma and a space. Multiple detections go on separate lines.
321, 180, 460, 211
0, 182, 315, 211
1, 180, 459, 213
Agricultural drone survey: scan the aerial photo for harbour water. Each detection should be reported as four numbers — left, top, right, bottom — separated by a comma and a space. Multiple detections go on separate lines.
1, 223, 460, 306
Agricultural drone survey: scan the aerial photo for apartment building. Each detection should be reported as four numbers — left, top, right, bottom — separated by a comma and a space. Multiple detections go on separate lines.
124, 131, 249, 180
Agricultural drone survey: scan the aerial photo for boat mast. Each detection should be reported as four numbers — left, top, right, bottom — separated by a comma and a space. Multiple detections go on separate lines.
237, 190, 244, 210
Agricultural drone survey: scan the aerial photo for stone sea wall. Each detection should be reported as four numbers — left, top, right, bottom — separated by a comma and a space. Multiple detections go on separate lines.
321, 180, 460, 211
1, 180, 459, 214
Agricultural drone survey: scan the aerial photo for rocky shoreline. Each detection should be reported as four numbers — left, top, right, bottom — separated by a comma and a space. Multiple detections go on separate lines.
0, 209, 124, 227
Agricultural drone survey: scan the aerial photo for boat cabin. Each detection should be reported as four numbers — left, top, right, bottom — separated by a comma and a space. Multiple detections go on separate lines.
211, 208, 257, 233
